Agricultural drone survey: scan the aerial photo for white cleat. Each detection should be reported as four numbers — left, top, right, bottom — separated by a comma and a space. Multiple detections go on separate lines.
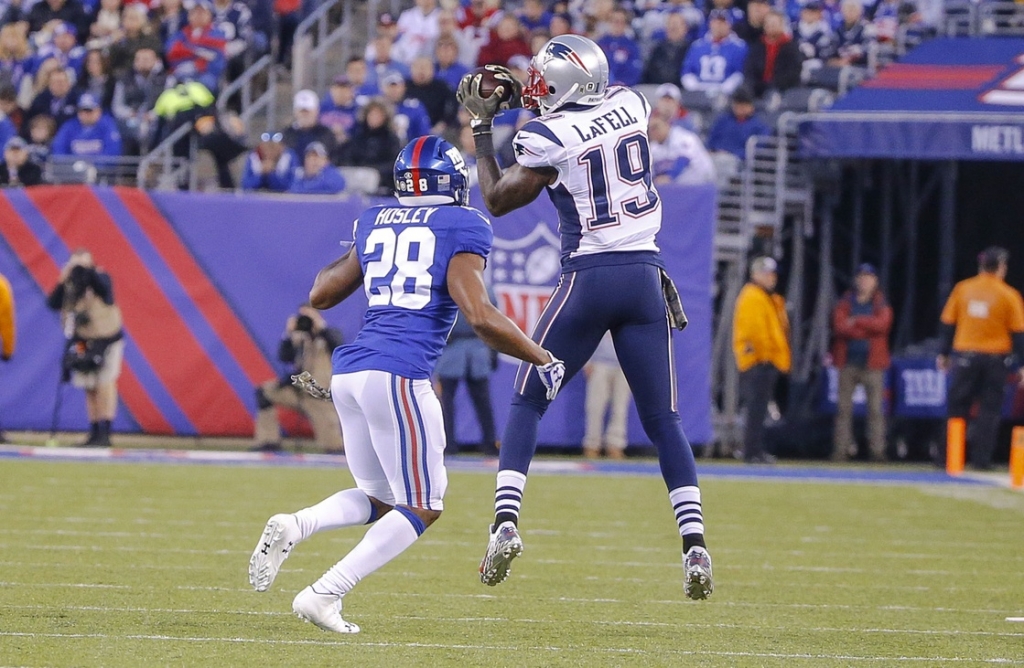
683, 545, 714, 600
292, 586, 360, 634
479, 521, 524, 586
248, 513, 301, 592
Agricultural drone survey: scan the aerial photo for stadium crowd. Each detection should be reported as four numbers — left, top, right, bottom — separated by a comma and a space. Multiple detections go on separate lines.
0, 0, 933, 192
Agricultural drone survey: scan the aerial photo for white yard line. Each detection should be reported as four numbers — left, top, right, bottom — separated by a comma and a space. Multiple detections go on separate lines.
0, 631, 1018, 663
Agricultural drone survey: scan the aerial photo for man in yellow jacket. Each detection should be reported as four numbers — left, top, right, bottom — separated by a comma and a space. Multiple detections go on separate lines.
0, 270, 15, 444
732, 256, 790, 463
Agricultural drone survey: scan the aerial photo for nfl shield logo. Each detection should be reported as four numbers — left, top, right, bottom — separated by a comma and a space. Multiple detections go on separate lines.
490, 222, 561, 345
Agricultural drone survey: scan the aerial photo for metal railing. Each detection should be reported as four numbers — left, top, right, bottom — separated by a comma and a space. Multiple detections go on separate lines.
292, 0, 353, 94
942, 1, 1024, 36
45, 155, 145, 186
136, 123, 196, 190
217, 53, 278, 135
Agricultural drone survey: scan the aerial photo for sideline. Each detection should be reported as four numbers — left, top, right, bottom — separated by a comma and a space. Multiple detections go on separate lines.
0, 444, 1006, 488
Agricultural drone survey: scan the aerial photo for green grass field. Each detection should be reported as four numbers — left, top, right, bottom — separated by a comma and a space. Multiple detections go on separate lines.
2, 458, 1024, 666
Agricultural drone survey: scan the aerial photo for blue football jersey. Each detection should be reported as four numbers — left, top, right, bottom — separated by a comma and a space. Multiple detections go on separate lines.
332, 203, 493, 379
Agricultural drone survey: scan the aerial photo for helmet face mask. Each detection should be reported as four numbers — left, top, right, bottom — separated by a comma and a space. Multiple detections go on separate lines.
521, 35, 609, 114
393, 135, 469, 207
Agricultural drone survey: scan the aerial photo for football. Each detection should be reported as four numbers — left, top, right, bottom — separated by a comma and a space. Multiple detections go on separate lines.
468, 65, 519, 110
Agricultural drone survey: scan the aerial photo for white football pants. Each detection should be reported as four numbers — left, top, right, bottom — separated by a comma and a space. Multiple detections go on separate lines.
331, 370, 447, 510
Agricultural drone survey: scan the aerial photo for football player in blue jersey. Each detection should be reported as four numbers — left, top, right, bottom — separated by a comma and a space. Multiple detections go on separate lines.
458, 34, 713, 599
247, 135, 566, 634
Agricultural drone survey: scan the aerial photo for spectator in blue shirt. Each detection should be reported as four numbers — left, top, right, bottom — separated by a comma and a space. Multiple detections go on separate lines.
517, 0, 552, 33
681, 9, 748, 95
380, 70, 431, 143
50, 92, 122, 159
288, 141, 346, 195
434, 35, 468, 92
706, 0, 746, 32
241, 131, 298, 192
320, 75, 361, 147
0, 109, 14, 149
33, 22, 86, 77
598, 7, 643, 87
706, 87, 771, 160
365, 33, 411, 93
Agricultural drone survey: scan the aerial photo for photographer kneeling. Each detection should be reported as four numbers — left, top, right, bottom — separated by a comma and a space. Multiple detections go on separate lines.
253, 305, 344, 453
47, 250, 124, 447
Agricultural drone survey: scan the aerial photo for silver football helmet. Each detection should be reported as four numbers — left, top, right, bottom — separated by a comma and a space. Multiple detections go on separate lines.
522, 34, 609, 114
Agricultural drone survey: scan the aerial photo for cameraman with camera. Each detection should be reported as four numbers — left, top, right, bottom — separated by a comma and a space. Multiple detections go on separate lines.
253, 304, 344, 453
47, 249, 124, 447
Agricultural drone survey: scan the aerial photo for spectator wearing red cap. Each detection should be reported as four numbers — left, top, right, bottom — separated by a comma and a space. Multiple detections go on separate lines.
830, 263, 892, 462
476, 13, 530, 67
744, 10, 803, 98
166, 0, 227, 92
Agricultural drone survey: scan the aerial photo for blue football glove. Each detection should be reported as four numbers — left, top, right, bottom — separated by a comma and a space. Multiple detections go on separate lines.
536, 352, 565, 401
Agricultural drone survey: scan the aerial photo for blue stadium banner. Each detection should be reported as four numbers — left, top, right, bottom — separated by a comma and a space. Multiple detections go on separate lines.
0, 185, 715, 446
801, 38, 1024, 160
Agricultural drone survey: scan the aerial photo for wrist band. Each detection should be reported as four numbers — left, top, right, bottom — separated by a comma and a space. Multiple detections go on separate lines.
472, 125, 495, 158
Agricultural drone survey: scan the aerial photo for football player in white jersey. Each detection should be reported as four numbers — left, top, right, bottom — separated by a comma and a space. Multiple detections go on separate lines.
458, 34, 713, 600
247, 135, 565, 633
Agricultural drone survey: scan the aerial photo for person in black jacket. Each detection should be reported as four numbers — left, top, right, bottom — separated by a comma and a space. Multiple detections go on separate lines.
641, 10, 691, 85
743, 10, 803, 98
27, 0, 90, 37
0, 136, 44, 186
405, 56, 458, 134
335, 99, 401, 195
25, 66, 79, 133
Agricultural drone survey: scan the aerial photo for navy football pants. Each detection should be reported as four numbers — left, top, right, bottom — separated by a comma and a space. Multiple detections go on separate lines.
500, 261, 699, 491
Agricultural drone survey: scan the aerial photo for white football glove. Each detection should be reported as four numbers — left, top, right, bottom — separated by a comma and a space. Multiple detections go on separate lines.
536, 352, 566, 401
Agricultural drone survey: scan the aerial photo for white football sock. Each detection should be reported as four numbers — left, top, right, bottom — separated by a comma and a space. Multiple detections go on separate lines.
293, 488, 374, 542
313, 507, 425, 597
669, 486, 704, 538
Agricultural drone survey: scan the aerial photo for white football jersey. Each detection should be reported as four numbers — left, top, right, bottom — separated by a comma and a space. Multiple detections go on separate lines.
511, 86, 662, 265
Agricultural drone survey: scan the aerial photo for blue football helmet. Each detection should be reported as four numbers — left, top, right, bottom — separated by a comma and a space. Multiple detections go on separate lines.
393, 135, 470, 207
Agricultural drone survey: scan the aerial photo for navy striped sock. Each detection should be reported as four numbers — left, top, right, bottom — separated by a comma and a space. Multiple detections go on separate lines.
494, 470, 527, 527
